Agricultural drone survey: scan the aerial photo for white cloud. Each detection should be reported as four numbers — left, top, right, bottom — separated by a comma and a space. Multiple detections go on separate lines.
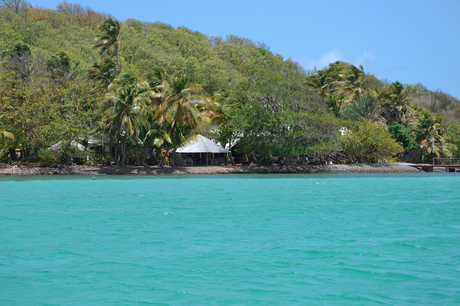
293, 49, 377, 71
353, 50, 376, 67
294, 48, 344, 71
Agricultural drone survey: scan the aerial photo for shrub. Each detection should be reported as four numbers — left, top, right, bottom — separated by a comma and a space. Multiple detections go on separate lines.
37, 148, 59, 166
341, 120, 404, 163
388, 122, 418, 151
257, 155, 274, 166
84, 150, 98, 166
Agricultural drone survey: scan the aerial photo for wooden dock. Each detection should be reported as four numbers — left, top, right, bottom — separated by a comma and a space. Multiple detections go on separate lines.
410, 158, 460, 172
410, 164, 460, 172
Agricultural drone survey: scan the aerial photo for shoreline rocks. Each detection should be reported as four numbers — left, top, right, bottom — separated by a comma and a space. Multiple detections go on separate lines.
0, 163, 425, 176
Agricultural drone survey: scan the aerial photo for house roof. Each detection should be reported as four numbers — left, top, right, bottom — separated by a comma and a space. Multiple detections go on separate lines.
176, 135, 230, 153
48, 141, 85, 152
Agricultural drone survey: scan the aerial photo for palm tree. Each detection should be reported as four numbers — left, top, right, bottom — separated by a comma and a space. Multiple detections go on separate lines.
1, 43, 31, 58
0, 114, 14, 145
103, 80, 150, 167
343, 94, 383, 121
146, 67, 168, 89
137, 117, 170, 167
128, 68, 172, 167
0, 129, 14, 143
0, 114, 15, 163
158, 74, 201, 132
88, 58, 117, 89
382, 81, 414, 124
305, 71, 332, 99
324, 94, 346, 118
412, 111, 455, 159
94, 18, 121, 75
155, 73, 201, 167
196, 90, 240, 125
1, 43, 34, 79
339, 65, 365, 101
47, 51, 78, 80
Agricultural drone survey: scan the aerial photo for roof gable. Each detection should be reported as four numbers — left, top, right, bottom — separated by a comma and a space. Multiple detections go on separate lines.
176, 135, 230, 153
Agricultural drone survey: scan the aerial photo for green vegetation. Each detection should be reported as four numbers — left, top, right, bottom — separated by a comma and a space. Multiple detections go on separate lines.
1, 2, 459, 166
340, 120, 403, 163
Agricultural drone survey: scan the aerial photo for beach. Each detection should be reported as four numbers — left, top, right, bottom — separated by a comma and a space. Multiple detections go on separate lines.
0, 162, 426, 176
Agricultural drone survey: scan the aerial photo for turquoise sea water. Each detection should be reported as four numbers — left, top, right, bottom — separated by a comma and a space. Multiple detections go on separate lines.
1, 173, 459, 305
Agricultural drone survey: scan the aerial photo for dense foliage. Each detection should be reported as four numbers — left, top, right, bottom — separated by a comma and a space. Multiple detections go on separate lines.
341, 120, 403, 163
1, 2, 459, 166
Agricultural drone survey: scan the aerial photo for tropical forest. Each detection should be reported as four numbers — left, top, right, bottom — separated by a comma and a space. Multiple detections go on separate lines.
1, 1, 460, 167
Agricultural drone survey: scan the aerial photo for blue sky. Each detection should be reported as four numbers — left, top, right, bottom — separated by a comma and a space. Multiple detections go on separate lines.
30, 0, 460, 98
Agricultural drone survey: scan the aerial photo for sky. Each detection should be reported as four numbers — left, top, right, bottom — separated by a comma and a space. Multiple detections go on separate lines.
29, 0, 460, 98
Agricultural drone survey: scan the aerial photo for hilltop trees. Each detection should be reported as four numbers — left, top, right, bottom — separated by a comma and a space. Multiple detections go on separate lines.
304, 60, 459, 162
0, 46, 104, 161
222, 47, 341, 164
0, 0, 29, 13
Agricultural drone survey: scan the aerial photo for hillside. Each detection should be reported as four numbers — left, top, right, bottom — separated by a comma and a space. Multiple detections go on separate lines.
1, 2, 459, 165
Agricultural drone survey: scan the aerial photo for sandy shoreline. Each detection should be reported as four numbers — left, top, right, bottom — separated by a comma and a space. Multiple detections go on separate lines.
0, 163, 430, 176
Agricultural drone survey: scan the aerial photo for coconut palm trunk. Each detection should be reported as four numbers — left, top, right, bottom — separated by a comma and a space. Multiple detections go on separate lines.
141, 145, 149, 168
109, 138, 112, 158
122, 133, 127, 167
229, 151, 235, 165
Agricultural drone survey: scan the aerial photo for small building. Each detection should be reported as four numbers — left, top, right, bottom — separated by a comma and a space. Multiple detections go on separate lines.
88, 135, 113, 156
176, 135, 230, 166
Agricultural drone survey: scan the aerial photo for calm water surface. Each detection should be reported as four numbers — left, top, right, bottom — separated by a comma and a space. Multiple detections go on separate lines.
1, 173, 459, 305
